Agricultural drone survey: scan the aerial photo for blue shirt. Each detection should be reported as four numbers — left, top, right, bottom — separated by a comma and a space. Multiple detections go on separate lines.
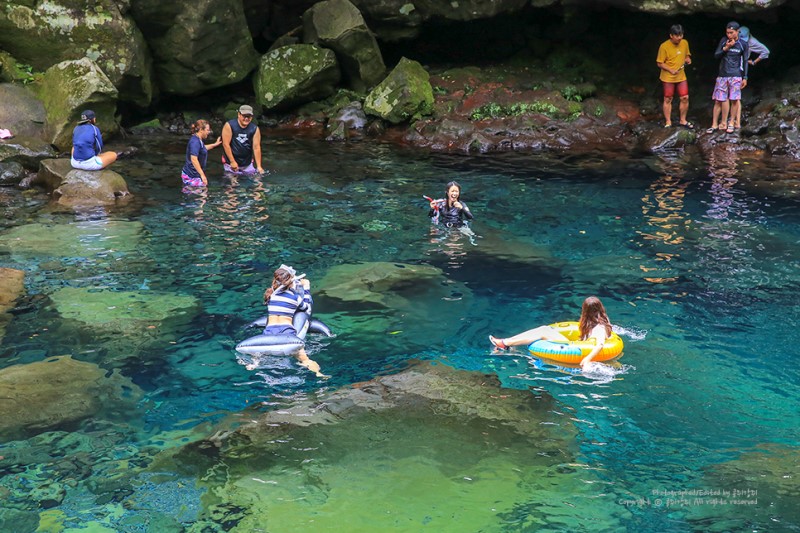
715, 37, 749, 79
266, 284, 312, 318
72, 123, 103, 161
181, 135, 207, 179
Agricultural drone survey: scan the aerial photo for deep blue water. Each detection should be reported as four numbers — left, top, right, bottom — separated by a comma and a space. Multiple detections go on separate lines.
1, 134, 798, 532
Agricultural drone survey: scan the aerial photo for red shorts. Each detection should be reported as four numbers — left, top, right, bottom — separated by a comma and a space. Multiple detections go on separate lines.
663, 80, 689, 98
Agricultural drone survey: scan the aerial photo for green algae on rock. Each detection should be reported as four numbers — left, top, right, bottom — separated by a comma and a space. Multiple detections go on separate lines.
254, 45, 341, 111
0, 220, 143, 258
49, 287, 200, 332
41, 58, 119, 151
0, 356, 143, 440
364, 57, 433, 124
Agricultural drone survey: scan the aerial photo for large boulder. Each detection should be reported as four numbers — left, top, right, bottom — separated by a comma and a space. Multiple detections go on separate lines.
302, 0, 386, 92
0, 83, 46, 139
35, 158, 131, 207
0, 267, 24, 343
131, 0, 259, 96
254, 45, 341, 111
0, 0, 153, 107
0, 136, 56, 170
0, 356, 143, 440
40, 58, 119, 152
364, 58, 433, 124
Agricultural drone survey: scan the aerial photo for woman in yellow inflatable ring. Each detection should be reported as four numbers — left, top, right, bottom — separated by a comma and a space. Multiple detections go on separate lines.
489, 296, 619, 368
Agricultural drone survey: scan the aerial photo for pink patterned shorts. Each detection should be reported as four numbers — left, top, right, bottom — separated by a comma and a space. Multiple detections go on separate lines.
712, 77, 742, 102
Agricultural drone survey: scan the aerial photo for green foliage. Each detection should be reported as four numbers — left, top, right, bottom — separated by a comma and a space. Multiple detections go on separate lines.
463, 84, 475, 95
469, 100, 561, 121
593, 104, 606, 117
561, 85, 582, 102
432, 86, 448, 96
563, 101, 583, 121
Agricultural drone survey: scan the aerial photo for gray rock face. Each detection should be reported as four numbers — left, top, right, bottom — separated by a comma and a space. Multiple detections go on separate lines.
303, 0, 386, 92
0, 136, 57, 170
0, 161, 27, 185
35, 158, 131, 207
0, 83, 46, 139
254, 45, 341, 111
0, 0, 153, 107
41, 58, 119, 152
131, 0, 260, 96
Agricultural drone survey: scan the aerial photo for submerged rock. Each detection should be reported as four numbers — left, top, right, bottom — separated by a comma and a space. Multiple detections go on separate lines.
0, 220, 143, 258
0, 267, 24, 342
35, 158, 131, 207
40, 59, 119, 151
0, 356, 142, 440
49, 287, 200, 334
317, 261, 445, 306
159, 362, 630, 531
365, 57, 434, 124
302, 0, 386, 92
254, 45, 341, 111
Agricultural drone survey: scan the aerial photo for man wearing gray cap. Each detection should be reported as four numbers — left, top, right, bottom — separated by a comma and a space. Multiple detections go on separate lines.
221, 104, 264, 174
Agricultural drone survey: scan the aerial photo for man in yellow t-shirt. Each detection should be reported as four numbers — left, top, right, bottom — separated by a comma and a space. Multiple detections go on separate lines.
656, 24, 693, 129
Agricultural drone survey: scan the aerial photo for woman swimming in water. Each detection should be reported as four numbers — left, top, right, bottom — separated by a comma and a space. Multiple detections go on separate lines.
250, 266, 326, 377
428, 181, 474, 227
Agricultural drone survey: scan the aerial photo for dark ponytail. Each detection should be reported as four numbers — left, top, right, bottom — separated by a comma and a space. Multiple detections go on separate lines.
263, 268, 294, 305
190, 119, 210, 135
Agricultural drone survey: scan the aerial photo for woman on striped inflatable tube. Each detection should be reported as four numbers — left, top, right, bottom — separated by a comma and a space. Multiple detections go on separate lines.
489, 296, 613, 368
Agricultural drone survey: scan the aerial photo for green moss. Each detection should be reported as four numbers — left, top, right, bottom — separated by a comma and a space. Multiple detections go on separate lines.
469, 100, 561, 121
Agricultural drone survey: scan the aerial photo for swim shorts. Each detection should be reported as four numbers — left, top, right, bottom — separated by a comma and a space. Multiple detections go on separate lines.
262, 324, 298, 336
71, 156, 104, 171
662, 80, 689, 98
712, 77, 742, 101
223, 161, 257, 175
181, 172, 205, 187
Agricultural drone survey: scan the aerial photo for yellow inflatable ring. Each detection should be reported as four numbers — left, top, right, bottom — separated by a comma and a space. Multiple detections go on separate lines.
527, 321, 623, 364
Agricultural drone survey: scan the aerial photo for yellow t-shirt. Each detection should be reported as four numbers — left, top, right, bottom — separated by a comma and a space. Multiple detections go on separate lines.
657, 39, 690, 83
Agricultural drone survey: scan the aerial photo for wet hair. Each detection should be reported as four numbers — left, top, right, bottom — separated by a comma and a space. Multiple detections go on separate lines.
669, 24, 684, 37
579, 296, 613, 340
263, 267, 294, 305
190, 119, 210, 135
445, 181, 461, 208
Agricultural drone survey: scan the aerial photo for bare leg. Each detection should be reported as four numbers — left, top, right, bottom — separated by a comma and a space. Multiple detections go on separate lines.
98, 151, 117, 169
720, 100, 731, 130
662, 96, 673, 126
678, 95, 689, 125
296, 349, 327, 378
491, 326, 570, 348
711, 101, 722, 129
731, 100, 741, 128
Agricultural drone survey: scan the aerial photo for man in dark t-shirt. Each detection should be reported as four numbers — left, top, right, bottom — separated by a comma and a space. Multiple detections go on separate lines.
221, 104, 264, 174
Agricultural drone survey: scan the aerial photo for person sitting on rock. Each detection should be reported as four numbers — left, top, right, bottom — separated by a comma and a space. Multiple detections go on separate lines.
70, 110, 118, 170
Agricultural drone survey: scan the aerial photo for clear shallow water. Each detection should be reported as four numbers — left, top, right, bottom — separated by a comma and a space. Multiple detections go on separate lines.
0, 135, 799, 532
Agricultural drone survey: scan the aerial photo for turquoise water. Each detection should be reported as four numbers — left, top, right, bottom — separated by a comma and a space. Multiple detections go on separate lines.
1, 135, 798, 532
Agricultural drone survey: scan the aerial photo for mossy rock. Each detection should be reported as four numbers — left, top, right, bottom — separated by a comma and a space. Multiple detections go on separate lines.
254, 45, 341, 111
49, 287, 200, 333
0, 220, 143, 258
0, 355, 143, 440
40, 58, 119, 151
0, 82, 46, 139
364, 57, 433, 124
0, 0, 153, 106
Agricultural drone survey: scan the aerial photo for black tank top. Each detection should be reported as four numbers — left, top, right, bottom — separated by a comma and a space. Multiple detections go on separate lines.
223, 119, 257, 166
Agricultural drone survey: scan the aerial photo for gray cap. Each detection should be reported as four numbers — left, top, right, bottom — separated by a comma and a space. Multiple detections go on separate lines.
238, 105, 254, 116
